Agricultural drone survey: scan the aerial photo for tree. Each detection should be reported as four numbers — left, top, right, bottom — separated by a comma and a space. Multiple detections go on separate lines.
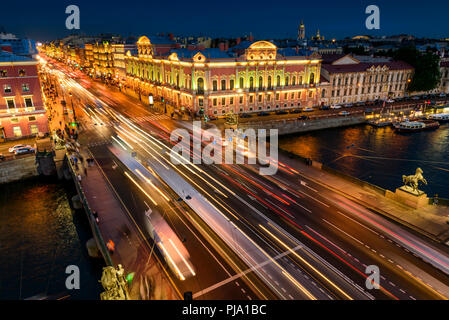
393, 46, 441, 92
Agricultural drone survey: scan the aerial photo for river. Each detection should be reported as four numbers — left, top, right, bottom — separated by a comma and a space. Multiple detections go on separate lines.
279, 123, 449, 199
0, 177, 103, 300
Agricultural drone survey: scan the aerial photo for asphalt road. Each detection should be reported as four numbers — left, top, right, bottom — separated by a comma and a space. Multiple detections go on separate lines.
42, 56, 449, 300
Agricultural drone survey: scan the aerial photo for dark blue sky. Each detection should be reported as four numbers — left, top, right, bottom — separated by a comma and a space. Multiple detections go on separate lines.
4, 0, 449, 41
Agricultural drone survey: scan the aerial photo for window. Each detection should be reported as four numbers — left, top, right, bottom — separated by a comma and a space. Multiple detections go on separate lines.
22, 84, 29, 92
213, 98, 217, 106
345, 78, 348, 85
197, 78, 204, 92
6, 98, 15, 109
239, 96, 243, 104
276, 93, 280, 100
4, 84, 11, 93
267, 76, 272, 89
249, 77, 254, 90
285, 76, 289, 86
321, 89, 326, 98
258, 76, 263, 90
284, 93, 288, 99
230, 79, 234, 90
290, 93, 295, 99
309, 73, 315, 84
0, 70, 7, 77
292, 76, 296, 86
24, 98, 33, 108
332, 90, 335, 97
239, 77, 244, 89
18, 69, 26, 77
11, 117, 19, 123
299, 76, 303, 84
249, 96, 254, 103
13, 126, 22, 137
258, 95, 262, 102
276, 75, 280, 87
213, 80, 218, 91
230, 97, 234, 105
221, 97, 225, 105
198, 98, 203, 106
309, 91, 313, 98
28, 116, 36, 122
267, 94, 271, 101
30, 124, 39, 135
221, 79, 226, 91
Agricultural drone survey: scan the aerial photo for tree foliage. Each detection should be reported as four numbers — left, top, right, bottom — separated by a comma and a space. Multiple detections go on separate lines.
393, 46, 441, 92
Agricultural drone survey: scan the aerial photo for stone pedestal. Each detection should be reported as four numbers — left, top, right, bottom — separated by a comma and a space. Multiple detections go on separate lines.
393, 186, 429, 208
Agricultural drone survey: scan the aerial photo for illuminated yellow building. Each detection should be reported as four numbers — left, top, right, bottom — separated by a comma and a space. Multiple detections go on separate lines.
126, 36, 322, 116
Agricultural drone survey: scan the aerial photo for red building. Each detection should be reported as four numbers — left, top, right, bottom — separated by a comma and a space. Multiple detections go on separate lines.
0, 50, 48, 141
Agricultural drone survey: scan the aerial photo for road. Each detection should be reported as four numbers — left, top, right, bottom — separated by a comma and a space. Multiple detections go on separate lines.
41, 55, 449, 300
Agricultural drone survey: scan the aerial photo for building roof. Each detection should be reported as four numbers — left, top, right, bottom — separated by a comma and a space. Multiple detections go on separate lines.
0, 50, 34, 62
322, 60, 413, 74
167, 48, 234, 60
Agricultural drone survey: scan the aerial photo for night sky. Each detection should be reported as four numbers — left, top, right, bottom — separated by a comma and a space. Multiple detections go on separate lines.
4, 0, 449, 41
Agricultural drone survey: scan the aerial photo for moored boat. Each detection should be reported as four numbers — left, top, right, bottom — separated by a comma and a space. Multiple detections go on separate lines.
394, 120, 440, 132
427, 113, 449, 122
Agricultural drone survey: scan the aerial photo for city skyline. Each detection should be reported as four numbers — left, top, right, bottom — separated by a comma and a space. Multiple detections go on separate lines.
4, 0, 449, 41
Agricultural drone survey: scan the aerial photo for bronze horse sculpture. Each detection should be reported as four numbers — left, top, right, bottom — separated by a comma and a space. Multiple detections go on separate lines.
402, 167, 427, 193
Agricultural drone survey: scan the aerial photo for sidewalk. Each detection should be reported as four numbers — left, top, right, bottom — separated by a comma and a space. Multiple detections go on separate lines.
279, 151, 449, 243
69, 147, 179, 300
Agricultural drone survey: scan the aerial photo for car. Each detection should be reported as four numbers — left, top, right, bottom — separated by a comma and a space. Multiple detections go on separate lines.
356, 102, 365, 106
338, 111, 350, 116
289, 109, 302, 114
9, 144, 31, 153
14, 147, 35, 155
275, 110, 288, 115
319, 105, 330, 110
386, 99, 395, 103
302, 106, 314, 112
240, 113, 252, 118
298, 115, 309, 120
257, 111, 270, 116
439, 93, 446, 97
344, 103, 354, 108
412, 96, 420, 100
330, 105, 342, 109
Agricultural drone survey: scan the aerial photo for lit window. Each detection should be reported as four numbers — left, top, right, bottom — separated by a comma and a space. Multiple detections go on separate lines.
4, 84, 11, 93
18, 69, 26, 77
22, 84, 30, 92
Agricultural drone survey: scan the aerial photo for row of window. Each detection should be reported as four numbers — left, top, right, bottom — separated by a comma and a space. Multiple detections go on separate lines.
211, 91, 314, 106
3, 83, 30, 94
0, 69, 27, 77
211, 74, 315, 91
211, 103, 302, 115
332, 73, 410, 86
331, 83, 404, 97
4, 97, 34, 108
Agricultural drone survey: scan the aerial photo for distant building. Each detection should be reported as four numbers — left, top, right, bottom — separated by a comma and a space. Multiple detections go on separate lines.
439, 60, 449, 94
125, 37, 323, 116
112, 39, 137, 82
297, 20, 305, 41
0, 50, 47, 141
0, 32, 37, 58
320, 54, 414, 105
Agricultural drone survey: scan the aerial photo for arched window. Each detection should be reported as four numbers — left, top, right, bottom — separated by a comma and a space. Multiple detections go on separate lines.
151, 71, 154, 80
285, 76, 289, 86
249, 77, 254, 90
268, 76, 272, 89
157, 72, 160, 81
213, 80, 217, 91
309, 73, 315, 84
258, 76, 263, 90
221, 79, 226, 90
276, 75, 281, 87
292, 76, 296, 86
197, 78, 204, 92
299, 75, 303, 84
321, 89, 326, 98
176, 74, 179, 86
239, 77, 244, 88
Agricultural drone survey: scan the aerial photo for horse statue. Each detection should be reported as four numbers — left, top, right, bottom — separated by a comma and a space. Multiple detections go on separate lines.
100, 265, 129, 300
402, 167, 427, 193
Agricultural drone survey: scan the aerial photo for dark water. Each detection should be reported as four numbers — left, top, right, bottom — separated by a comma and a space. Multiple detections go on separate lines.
280, 123, 449, 199
0, 178, 103, 300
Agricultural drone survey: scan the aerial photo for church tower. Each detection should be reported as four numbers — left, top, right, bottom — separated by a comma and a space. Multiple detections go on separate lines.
297, 19, 305, 41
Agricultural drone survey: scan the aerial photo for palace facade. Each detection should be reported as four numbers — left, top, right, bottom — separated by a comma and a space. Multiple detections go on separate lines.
125, 36, 323, 116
